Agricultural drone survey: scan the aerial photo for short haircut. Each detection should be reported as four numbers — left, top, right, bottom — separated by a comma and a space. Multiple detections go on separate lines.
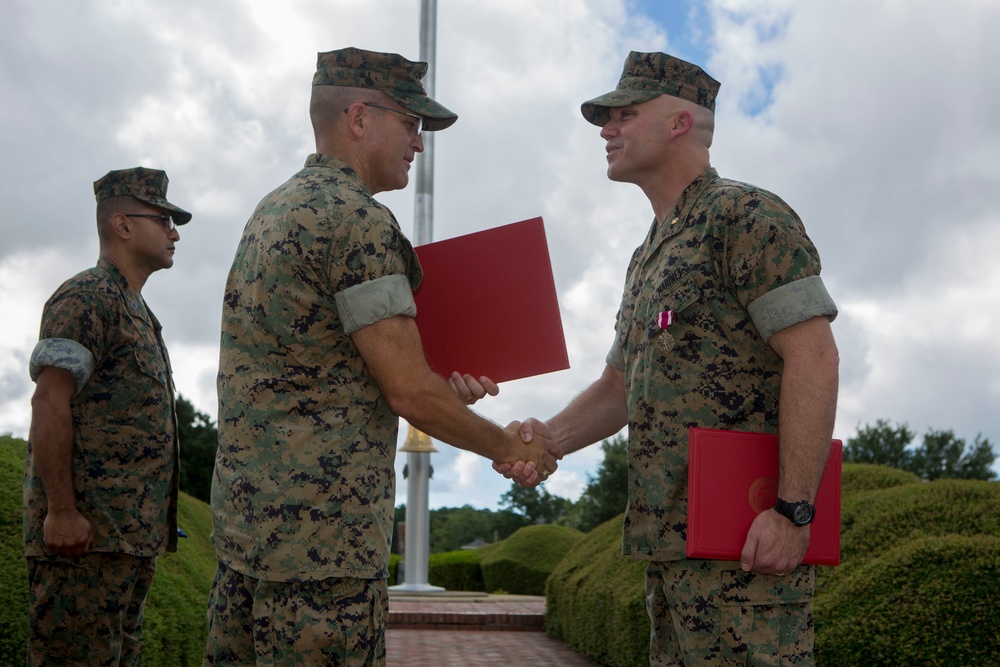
309, 85, 385, 135
96, 195, 144, 241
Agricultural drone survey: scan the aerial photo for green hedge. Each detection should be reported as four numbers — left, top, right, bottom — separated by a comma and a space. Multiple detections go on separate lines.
479, 524, 583, 595
546, 467, 1000, 667
388, 552, 400, 586
138, 489, 216, 666
545, 514, 647, 667
819, 478, 1000, 599
0, 437, 30, 665
428, 549, 485, 591
815, 534, 1000, 666
1, 436, 217, 666
840, 462, 920, 494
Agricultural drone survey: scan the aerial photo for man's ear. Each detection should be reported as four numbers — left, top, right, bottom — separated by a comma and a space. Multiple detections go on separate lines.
343, 102, 369, 140
669, 110, 695, 139
109, 212, 132, 240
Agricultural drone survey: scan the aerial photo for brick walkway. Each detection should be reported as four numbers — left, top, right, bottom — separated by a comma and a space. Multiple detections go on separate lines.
386, 593, 602, 666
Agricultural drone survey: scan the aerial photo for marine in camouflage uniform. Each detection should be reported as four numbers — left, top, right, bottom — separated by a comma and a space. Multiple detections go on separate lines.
506, 53, 839, 666
207, 47, 560, 667
24, 167, 191, 666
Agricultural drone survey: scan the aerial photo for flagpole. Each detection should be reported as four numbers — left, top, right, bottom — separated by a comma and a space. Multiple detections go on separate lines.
391, 0, 443, 594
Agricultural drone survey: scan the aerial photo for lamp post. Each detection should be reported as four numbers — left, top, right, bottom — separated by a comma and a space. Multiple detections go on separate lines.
391, 424, 443, 592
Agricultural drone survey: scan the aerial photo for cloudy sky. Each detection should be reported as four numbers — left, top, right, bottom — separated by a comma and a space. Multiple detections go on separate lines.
2, 0, 999, 512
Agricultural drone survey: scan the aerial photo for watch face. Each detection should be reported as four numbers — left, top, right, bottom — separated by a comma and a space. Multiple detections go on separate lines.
793, 503, 814, 525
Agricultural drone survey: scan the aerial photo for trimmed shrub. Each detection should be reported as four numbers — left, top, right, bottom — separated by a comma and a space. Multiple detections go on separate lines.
0, 436, 30, 665
479, 524, 583, 595
545, 514, 647, 667
138, 491, 216, 666
547, 469, 1000, 667
840, 462, 920, 495
819, 478, 1000, 595
428, 549, 485, 591
839, 479, 1000, 561
815, 534, 1000, 666
388, 552, 400, 586
1, 435, 217, 666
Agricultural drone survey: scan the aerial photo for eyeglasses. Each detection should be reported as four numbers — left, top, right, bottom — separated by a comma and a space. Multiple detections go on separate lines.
124, 214, 177, 232
344, 103, 423, 136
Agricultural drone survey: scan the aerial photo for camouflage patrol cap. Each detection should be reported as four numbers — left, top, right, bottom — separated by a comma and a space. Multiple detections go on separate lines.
313, 46, 458, 131
93, 167, 192, 225
581, 51, 721, 126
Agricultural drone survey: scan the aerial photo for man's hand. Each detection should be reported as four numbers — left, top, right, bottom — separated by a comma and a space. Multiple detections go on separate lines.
740, 509, 809, 576
448, 372, 499, 405
492, 418, 557, 487
43, 507, 94, 557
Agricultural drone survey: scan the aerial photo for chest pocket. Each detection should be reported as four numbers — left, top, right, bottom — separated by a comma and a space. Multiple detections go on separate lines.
126, 312, 170, 389
628, 272, 707, 395
133, 340, 168, 388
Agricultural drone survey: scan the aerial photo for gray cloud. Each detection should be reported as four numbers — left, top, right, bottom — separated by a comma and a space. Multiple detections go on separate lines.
2, 0, 998, 509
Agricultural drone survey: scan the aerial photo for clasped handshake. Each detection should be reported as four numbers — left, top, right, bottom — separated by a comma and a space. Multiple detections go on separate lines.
498, 418, 560, 488
448, 372, 561, 489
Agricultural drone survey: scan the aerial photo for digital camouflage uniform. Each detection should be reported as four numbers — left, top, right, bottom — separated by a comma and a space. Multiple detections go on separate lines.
25, 166, 188, 666
208, 151, 420, 666
25, 258, 180, 558
208, 47, 456, 666
586, 53, 838, 666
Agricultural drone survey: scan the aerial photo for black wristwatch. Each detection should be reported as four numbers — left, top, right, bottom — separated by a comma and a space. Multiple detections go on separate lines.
774, 498, 815, 526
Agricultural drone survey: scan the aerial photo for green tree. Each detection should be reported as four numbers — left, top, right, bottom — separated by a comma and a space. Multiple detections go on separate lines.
910, 430, 997, 481
429, 505, 528, 552
844, 419, 916, 468
393, 505, 530, 554
176, 395, 218, 502
846, 420, 997, 482
499, 484, 573, 524
570, 435, 629, 532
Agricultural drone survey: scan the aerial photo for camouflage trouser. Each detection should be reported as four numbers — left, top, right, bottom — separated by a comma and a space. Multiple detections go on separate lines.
26, 552, 157, 667
203, 560, 387, 666
645, 559, 815, 667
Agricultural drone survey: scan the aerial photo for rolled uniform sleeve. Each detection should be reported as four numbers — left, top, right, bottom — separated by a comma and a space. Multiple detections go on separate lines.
327, 205, 422, 335
605, 338, 625, 371
29, 338, 96, 395
31, 285, 108, 396
748, 275, 838, 343
335, 275, 417, 334
723, 189, 837, 342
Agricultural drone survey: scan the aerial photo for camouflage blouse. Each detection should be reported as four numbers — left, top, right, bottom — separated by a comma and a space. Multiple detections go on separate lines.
607, 169, 838, 561
214, 154, 422, 582
25, 257, 179, 557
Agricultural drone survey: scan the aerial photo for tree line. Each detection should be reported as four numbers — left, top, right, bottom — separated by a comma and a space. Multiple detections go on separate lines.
843, 418, 997, 481
176, 394, 996, 552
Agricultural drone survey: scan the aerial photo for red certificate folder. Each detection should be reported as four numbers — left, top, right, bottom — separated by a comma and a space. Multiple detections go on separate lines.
412, 217, 569, 384
686, 427, 843, 566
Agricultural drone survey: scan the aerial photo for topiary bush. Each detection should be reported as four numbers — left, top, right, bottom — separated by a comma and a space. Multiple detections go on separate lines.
545, 514, 647, 667
0, 436, 30, 665
388, 552, 400, 586
428, 549, 485, 591
138, 489, 216, 666
839, 479, 1000, 563
840, 462, 920, 495
546, 468, 1000, 667
0, 435, 217, 667
819, 478, 1000, 596
815, 534, 1000, 666
479, 524, 583, 595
